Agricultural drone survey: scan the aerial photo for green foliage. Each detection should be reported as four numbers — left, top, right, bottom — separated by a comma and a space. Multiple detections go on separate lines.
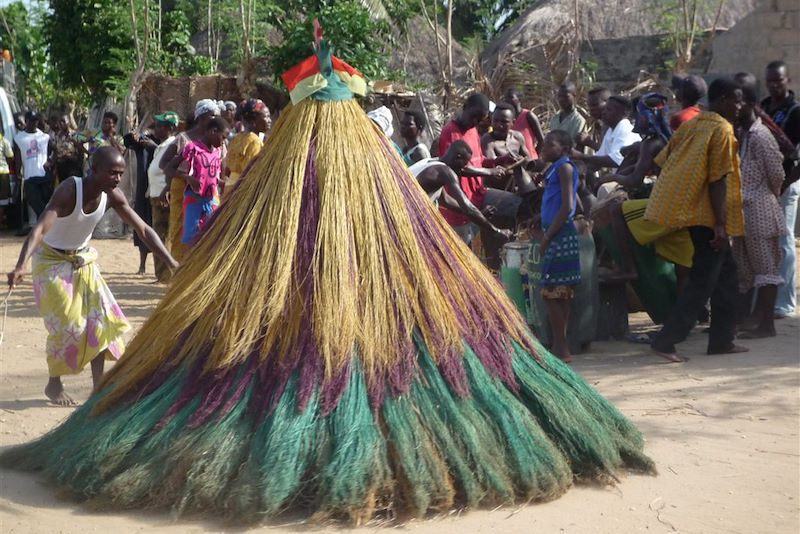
208, 0, 285, 73
370, 0, 532, 41
649, 0, 717, 71
383, 0, 417, 28
7, 0, 534, 107
159, 10, 213, 76
0, 1, 53, 108
450, 0, 535, 41
45, 0, 135, 99
575, 57, 599, 88
268, 0, 393, 83
0, 1, 92, 109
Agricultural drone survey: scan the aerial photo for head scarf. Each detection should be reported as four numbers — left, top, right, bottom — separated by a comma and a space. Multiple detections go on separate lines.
367, 106, 394, 137
194, 99, 220, 119
634, 93, 672, 143
224, 101, 237, 112
241, 98, 268, 117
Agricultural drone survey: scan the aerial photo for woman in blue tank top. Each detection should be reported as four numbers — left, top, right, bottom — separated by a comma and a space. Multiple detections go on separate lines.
538, 130, 580, 362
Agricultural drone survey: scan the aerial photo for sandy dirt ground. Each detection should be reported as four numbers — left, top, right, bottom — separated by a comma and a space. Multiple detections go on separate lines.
0, 236, 798, 534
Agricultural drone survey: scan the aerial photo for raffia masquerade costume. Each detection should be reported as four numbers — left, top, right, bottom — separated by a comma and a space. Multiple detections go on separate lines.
1, 36, 653, 524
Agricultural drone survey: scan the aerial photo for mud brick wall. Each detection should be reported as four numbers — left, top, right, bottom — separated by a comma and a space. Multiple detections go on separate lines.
710, 0, 800, 95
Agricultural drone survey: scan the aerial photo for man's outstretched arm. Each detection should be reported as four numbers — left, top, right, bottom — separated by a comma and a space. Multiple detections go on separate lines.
108, 188, 178, 270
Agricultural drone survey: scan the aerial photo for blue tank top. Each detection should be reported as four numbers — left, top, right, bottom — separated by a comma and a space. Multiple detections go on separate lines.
541, 156, 579, 227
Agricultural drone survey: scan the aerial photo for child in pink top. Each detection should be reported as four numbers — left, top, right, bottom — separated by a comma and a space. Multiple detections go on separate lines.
175, 117, 229, 244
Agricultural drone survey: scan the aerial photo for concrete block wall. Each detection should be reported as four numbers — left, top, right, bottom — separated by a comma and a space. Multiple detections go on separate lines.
710, 0, 800, 91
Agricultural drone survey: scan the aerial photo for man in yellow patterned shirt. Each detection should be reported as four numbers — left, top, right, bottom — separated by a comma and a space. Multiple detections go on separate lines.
646, 77, 748, 362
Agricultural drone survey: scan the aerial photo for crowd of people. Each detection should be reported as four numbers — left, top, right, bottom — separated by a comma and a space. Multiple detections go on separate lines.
2, 98, 272, 282
401, 60, 798, 364
3, 98, 271, 403
2, 60, 799, 402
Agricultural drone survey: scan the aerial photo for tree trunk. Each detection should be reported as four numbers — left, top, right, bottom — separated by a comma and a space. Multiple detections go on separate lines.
445, 0, 454, 109
238, 0, 255, 93
207, 0, 215, 70
125, 0, 152, 134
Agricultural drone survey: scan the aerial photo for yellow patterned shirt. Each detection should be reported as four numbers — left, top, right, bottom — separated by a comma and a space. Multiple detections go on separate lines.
645, 112, 744, 236
225, 131, 263, 187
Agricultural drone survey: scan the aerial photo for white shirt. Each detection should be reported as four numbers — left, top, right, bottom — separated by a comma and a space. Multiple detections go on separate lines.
147, 135, 175, 198
43, 177, 107, 251
596, 119, 640, 166
14, 129, 50, 180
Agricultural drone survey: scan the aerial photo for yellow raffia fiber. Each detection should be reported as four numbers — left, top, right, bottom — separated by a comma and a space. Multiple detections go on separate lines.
96, 99, 530, 411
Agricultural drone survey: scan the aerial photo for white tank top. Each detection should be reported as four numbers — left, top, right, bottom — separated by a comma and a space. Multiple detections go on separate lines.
43, 177, 107, 251
408, 157, 447, 204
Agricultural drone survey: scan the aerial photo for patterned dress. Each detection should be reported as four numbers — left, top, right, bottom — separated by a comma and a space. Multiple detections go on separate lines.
732, 118, 786, 291
538, 156, 581, 295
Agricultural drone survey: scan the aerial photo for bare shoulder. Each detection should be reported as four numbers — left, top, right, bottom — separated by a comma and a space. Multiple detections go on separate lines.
50, 178, 77, 214
511, 130, 526, 143
440, 163, 459, 183
107, 187, 129, 208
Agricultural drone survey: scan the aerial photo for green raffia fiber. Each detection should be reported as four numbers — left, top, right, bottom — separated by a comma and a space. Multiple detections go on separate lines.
0, 341, 653, 523
511, 340, 655, 477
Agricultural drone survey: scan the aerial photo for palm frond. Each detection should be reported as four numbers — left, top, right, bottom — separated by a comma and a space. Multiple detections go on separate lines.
358, 0, 389, 20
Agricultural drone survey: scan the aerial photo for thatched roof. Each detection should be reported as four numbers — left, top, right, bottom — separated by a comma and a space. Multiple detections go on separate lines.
483, 0, 760, 72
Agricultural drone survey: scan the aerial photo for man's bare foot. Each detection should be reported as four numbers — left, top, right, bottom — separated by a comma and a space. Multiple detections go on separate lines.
651, 348, 689, 363
738, 316, 760, 331
738, 328, 776, 339
44, 378, 77, 406
136, 268, 146, 276
707, 344, 749, 355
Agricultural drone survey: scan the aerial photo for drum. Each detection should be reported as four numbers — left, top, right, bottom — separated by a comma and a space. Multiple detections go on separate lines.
596, 225, 677, 324
500, 240, 532, 317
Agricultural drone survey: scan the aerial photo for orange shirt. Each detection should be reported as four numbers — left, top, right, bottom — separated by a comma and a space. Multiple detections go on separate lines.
669, 105, 701, 131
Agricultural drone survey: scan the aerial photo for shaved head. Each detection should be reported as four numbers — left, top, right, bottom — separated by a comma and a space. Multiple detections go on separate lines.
445, 139, 473, 160
91, 146, 125, 170
89, 146, 125, 192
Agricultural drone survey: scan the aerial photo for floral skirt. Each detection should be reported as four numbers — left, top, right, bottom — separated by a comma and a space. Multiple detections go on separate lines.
32, 245, 130, 377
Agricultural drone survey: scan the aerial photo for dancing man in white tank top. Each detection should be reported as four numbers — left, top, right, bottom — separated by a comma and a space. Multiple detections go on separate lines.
7, 147, 178, 405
